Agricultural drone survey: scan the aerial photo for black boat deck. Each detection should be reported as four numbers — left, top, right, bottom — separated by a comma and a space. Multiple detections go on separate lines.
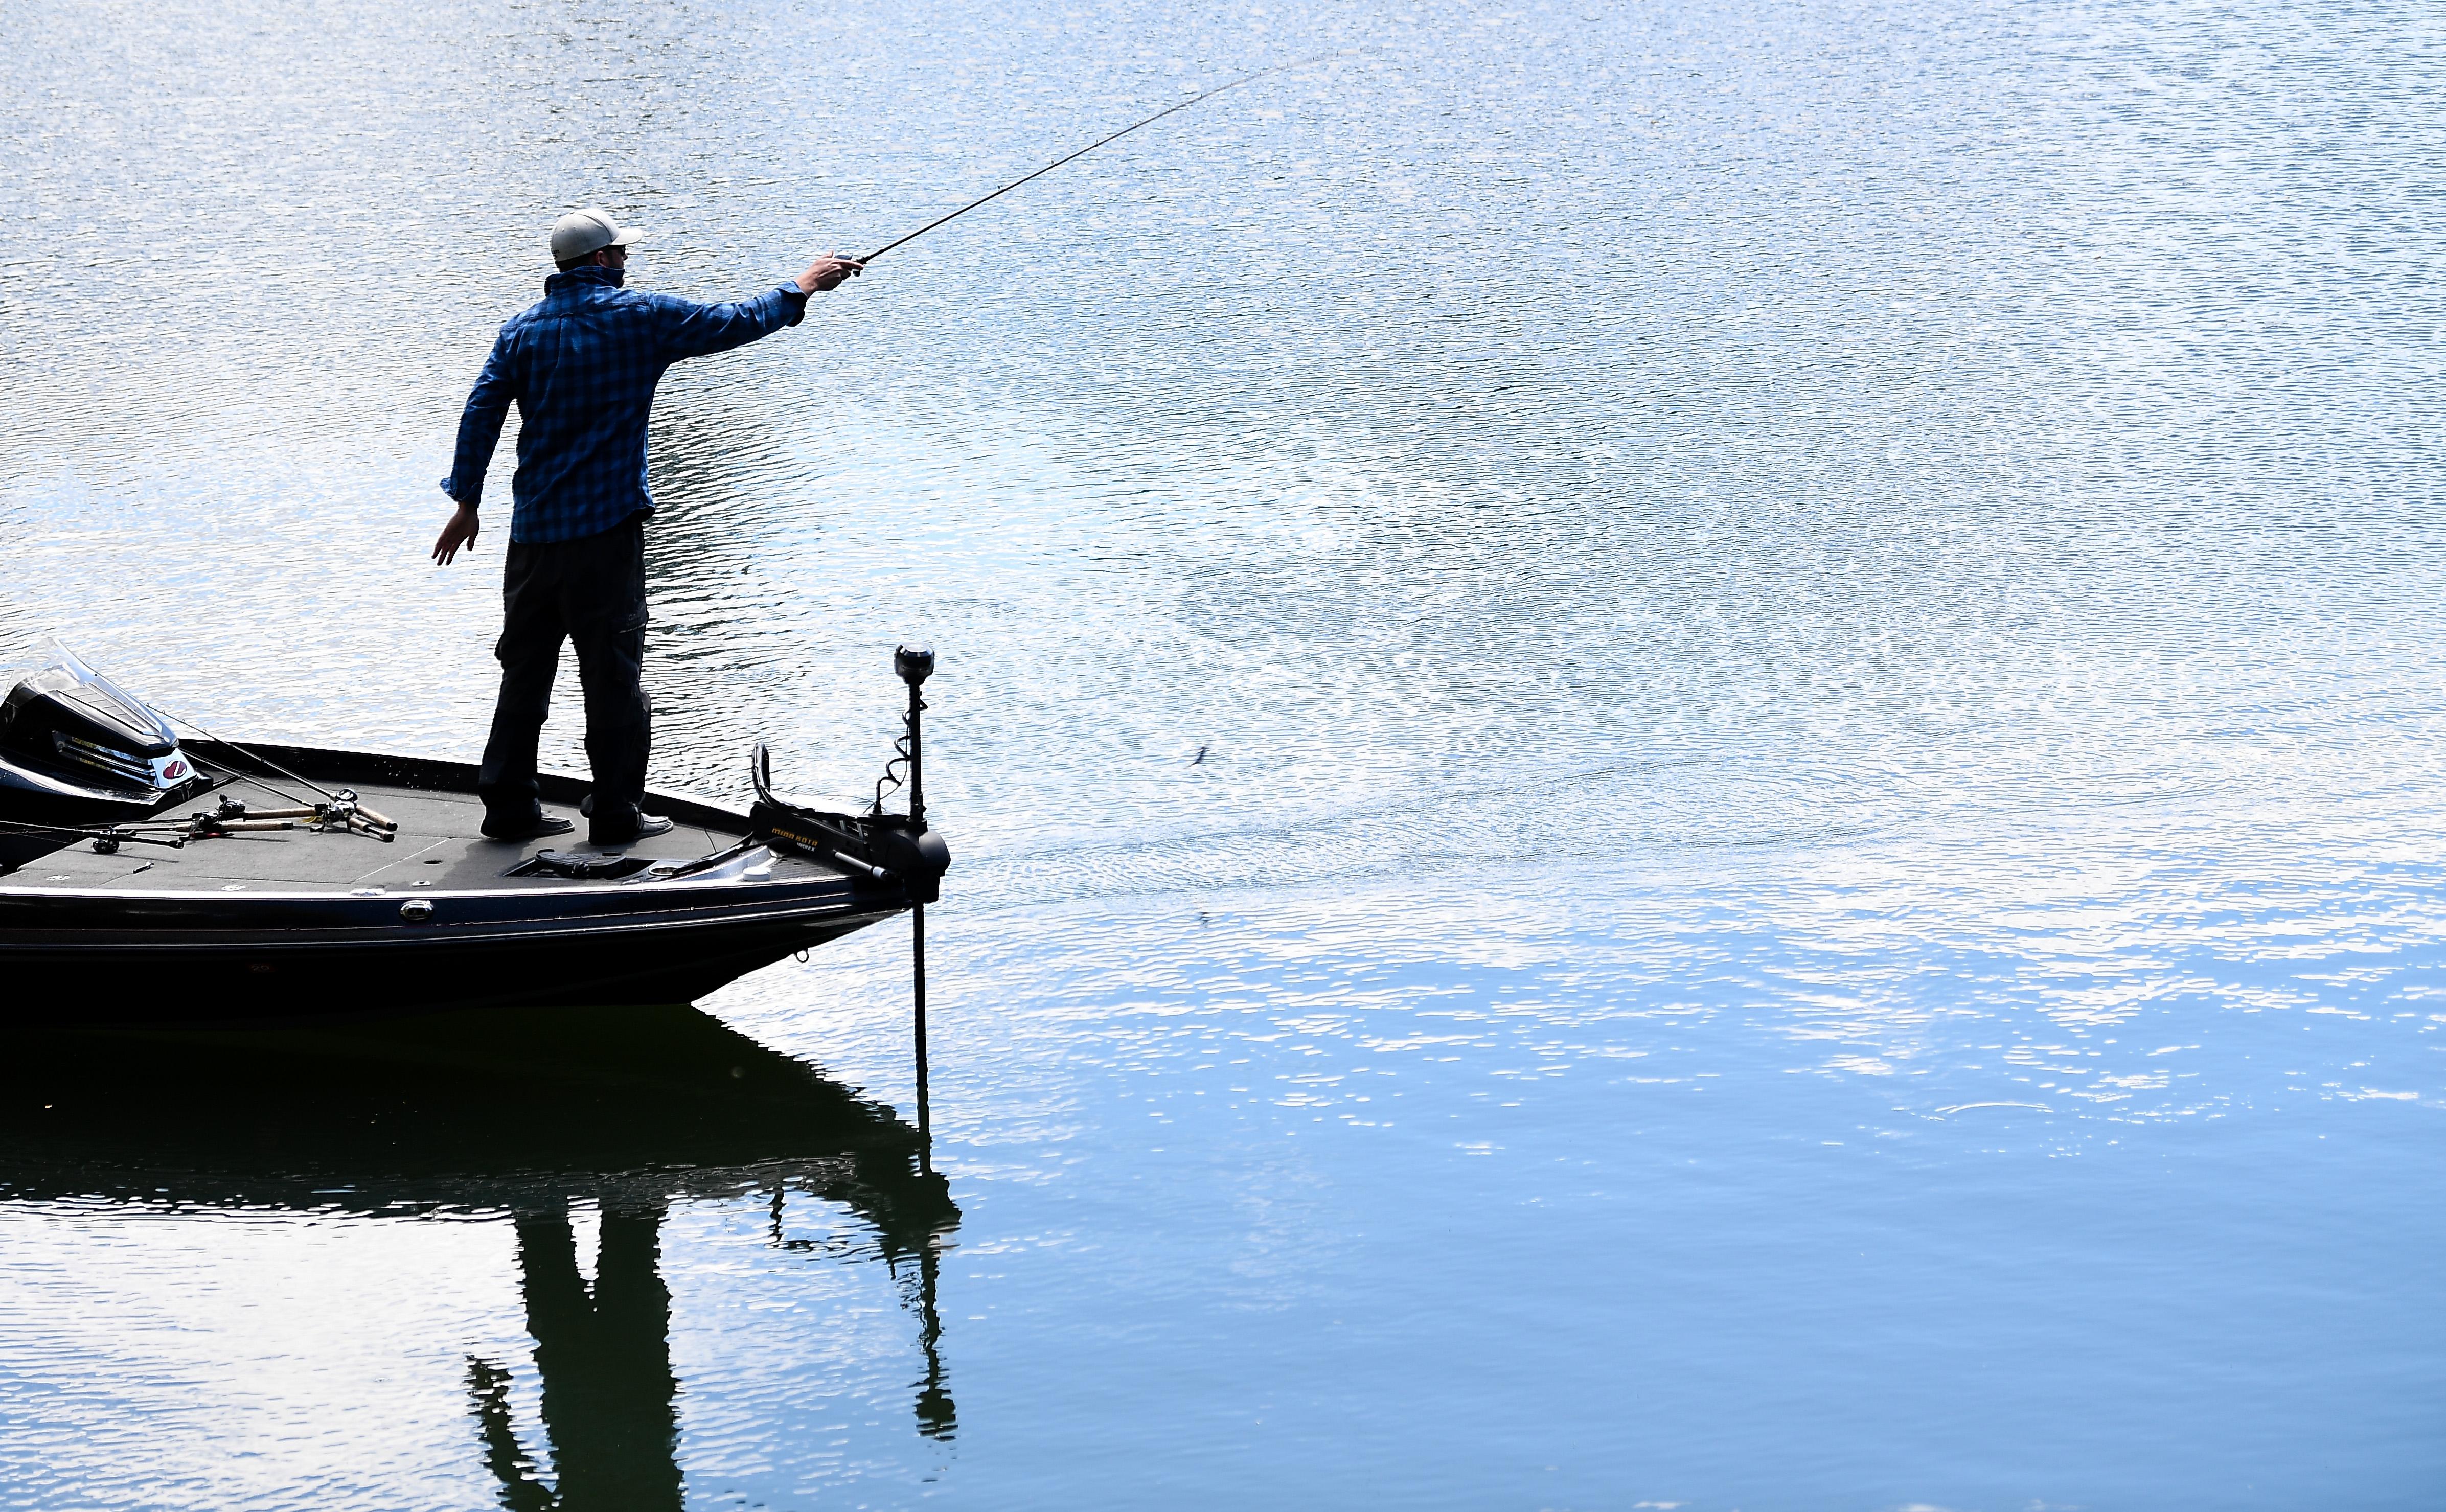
3, 776, 782, 894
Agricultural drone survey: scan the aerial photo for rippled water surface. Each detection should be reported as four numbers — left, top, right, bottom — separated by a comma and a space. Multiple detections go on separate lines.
4, 0, 2443, 1506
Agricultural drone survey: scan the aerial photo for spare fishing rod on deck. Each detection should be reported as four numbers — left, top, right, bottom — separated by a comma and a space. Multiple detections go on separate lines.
840, 52, 1353, 274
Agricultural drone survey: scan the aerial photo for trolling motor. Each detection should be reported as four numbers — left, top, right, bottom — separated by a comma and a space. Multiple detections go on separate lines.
748, 648, 951, 1170
749, 648, 950, 903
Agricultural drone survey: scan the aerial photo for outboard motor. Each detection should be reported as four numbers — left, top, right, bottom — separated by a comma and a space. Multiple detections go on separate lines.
0, 639, 203, 862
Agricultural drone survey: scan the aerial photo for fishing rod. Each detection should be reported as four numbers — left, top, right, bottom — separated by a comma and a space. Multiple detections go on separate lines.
148, 703, 333, 805
146, 702, 400, 831
856, 52, 1352, 267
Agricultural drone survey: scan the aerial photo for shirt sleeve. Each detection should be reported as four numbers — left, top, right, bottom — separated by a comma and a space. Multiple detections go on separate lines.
656, 284, 810, 363
440, 332, 517, 508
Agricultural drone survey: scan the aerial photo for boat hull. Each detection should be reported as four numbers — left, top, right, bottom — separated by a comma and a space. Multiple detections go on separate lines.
0, 895, 897, 1024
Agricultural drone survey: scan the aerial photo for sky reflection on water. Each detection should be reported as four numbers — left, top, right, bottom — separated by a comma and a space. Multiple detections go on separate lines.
2, 0, 2442, 1505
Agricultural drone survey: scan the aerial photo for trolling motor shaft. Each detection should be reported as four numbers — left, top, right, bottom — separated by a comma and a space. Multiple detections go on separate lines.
893, 645, 939, 1173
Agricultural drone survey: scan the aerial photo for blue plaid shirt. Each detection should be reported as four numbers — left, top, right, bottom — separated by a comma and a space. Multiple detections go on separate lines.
441, 265, 809, 543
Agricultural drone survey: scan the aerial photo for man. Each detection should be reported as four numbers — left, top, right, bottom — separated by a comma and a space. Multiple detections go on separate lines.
433, 207, 860, 844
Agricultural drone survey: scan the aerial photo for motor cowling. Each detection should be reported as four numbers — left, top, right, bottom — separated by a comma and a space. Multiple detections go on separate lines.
0, 644, 194, 800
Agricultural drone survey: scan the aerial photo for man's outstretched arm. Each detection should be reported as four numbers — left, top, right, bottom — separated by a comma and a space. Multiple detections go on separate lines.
658, 255, 862, 363
433, 337, 516, 565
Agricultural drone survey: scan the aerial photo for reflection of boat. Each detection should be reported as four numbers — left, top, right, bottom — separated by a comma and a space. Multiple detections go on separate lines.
0, 1005, 960, 1501
0, 644, 949, 1023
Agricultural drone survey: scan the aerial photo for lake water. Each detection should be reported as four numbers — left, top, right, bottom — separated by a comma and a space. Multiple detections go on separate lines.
3, 0, 2442, 1505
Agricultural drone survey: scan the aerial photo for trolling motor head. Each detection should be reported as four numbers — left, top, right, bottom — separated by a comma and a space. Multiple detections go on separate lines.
742, 651, 951, 903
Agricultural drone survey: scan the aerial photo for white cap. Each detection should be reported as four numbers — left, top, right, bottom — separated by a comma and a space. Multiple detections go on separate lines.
549, 207, 644, 263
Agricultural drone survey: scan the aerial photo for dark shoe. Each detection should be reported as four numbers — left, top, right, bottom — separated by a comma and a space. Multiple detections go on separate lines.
481, 813, 576, 842
590, 812, 673, 848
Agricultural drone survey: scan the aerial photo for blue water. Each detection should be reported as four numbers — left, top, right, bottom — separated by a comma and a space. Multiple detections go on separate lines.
2, 0, 2442, 1505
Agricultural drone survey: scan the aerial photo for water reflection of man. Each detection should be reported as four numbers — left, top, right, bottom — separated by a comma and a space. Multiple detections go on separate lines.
430, 208, 861, 846
470, 1199, 683, 1511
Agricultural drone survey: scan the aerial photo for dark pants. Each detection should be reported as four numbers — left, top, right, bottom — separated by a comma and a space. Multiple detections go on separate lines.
477, 515, 652, 839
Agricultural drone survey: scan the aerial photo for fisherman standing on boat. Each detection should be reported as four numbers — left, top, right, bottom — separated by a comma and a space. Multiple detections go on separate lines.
432, 208, 861, 845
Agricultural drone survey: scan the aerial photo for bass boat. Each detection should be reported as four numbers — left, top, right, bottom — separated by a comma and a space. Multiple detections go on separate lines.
0, 640, 949, 1023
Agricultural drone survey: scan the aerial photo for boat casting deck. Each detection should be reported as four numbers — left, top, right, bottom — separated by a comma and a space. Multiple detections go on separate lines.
4, 778, 784, 895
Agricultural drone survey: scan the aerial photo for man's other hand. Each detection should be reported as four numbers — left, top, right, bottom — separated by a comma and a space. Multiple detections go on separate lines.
432, 502, 481, 566
797, 255, 865, 294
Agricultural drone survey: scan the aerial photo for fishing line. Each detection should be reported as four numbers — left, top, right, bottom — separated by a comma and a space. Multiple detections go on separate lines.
858, 51, 1357, 266
43, 651, 319, 808
148, 704, 333, 806
182, 750, 316, 811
